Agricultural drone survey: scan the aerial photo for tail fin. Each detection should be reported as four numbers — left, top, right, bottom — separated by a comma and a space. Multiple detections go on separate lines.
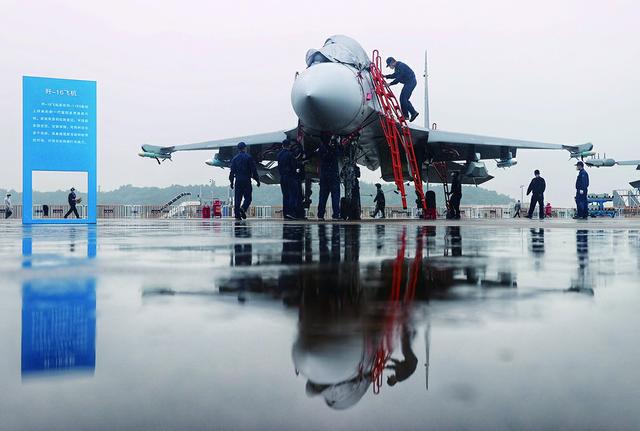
424, 50, 430, 129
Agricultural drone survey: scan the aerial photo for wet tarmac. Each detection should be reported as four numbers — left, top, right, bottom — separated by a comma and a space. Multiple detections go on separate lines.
1, 219, 639, 430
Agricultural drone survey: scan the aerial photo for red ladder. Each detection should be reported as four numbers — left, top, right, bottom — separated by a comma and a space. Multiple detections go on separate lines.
370, 50, 427, 214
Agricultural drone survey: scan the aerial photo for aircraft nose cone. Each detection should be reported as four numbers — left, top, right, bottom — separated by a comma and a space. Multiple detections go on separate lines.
291, 63, 363, 133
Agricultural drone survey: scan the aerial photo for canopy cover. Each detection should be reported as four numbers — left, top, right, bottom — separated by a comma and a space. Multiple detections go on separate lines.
305, 35, 370, 71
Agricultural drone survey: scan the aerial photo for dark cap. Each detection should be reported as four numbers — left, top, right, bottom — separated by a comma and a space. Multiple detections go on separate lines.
375, 183, 381, 188
576, 161, 584, 167
534, 169, 540, 175
71, 187, 75, 191
386, 57, 395, 67
281, 139, 291, 147
237, 142, 247, 150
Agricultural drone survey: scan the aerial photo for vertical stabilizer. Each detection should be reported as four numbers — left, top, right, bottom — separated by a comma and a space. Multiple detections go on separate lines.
424, 50, 430, 129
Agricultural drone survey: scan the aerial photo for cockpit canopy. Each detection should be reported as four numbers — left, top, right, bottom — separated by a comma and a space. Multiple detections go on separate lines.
305, 35, 370, 71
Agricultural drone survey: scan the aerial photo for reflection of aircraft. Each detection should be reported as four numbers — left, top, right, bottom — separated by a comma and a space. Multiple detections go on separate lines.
140, 35, 593, 212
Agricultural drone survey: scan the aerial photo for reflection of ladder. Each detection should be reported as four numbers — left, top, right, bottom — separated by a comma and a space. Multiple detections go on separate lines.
370, 50, 426, 213
160, 192, 191, 211
371, 227, 421, 395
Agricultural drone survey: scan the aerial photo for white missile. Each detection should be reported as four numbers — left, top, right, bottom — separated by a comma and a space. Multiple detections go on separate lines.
585, 158, 616, 168
496, 158, 518, 168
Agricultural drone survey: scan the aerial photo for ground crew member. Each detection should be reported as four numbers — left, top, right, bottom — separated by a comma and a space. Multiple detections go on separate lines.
574, 161, 590, 219
449, 171, 462, 219
513, 200, 522, 218
64, 187, 80, 219
316, 138, 341, 220
4, 193, 12, 219
385, 57, 419, 122
526, 170, 546, 219
278, 139, 299, 220
372, 183, 385, 218
229, 142, 260, 220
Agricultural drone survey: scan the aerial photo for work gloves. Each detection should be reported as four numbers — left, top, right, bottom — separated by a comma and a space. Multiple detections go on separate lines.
230, 182, 234, 190
256, 180, 261, 188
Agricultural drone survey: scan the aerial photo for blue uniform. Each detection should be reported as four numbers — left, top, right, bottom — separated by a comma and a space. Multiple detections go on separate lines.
526, 176, 546, 219
64, 191, 79, 218
317, 143, 341, 219
575, 169, 589, 218
229, 152, 259, 218
277, 148, 300, 218
386, 61, 418, 119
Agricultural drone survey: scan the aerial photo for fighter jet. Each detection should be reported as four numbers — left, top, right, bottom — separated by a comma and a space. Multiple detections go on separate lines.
139, 35, 593, 211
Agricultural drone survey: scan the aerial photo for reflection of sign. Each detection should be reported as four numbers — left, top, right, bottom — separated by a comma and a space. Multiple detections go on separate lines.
22, 76, 97, 224
21, 280, 96, 375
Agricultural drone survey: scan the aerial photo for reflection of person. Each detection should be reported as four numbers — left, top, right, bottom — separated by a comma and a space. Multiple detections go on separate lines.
4, 193, 12, 219
447, 226, 462, 257
569, 229, 593, 295
526, 169, 546, 219
574, 161, 590, 219
372, 183, 385, 218
530, 228, 545, 255
386, 325, 418, 386
229, 142, 260, 221
233, 224, 252, 266
64, 187, 80, 219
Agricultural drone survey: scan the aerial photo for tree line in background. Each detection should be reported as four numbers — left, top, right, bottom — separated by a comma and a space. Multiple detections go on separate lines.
1, 183, 514, 207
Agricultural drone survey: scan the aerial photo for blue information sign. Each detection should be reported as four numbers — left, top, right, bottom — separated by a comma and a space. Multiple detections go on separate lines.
22, 76, 97, 224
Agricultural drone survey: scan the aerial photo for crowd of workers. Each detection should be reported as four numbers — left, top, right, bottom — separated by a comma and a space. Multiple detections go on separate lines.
225, 137, 592, 222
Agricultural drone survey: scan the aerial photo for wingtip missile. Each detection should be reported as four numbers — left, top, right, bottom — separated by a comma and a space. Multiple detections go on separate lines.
138, 151, 172, 164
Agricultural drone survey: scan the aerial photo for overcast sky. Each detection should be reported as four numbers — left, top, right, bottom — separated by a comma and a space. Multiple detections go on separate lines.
1, 0, 639, 206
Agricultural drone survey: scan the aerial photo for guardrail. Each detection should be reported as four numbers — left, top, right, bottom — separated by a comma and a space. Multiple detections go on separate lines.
2, 204, 639, 220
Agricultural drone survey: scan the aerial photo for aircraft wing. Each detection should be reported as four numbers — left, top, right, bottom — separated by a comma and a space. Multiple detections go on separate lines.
617, 160, 640, 169
139, 129, 297, 159
423, 128, 592, 158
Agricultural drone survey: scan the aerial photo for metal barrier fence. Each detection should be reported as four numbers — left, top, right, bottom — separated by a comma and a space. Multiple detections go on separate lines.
2, 204, 640, 220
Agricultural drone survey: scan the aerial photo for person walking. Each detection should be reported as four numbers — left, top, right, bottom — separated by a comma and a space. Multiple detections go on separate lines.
229, 142, 260, 221
384, 57, 419, 122
513, 200, 522, 218
64, 187, 80, 219
574, 161, 590, 219
4, 193, 13, 219
525, 170, 546, 219
449, 171, 462, 219
316, 138, 341, 220
372, 183, 386, 218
